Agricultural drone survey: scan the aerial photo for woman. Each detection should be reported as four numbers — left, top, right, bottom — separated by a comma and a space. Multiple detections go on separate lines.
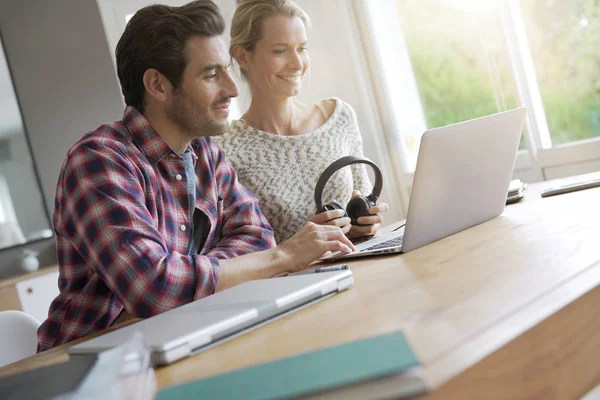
215, 0, 389, 244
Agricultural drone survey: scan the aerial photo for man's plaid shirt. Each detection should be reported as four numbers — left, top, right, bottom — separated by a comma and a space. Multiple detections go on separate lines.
37, 107, 275, 352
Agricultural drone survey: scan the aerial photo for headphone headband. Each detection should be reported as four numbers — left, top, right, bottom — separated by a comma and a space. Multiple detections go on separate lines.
314, 155, 383, 212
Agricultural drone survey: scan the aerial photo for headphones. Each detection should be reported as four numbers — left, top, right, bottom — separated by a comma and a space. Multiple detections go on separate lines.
314, 155, 383, 225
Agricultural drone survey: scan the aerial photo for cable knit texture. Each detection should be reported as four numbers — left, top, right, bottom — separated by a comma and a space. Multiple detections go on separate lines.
214, 98, 371, 243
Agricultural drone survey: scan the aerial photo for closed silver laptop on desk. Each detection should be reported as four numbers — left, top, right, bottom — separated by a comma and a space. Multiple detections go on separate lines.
69, 270, 354, 366
323, 107, 527, 259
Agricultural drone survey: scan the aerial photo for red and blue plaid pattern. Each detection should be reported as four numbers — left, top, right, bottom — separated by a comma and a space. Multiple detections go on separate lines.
37, 107, 275, 352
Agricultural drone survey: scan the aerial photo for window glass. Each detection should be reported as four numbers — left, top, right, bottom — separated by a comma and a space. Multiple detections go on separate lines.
520, 0, 600, 145
396, 0, 526, 148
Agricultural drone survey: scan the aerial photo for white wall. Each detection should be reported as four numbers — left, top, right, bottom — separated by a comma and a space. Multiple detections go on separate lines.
0, 0, 124, 277
0, 135, 50, 236
0, 39, 23, 139
0, 37, 49, 239
0, 0, 124, 216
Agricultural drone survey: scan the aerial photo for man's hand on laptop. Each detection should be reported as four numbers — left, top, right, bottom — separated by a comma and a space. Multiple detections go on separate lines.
215, 223, 354, 291
347, 191, 390, 240
279, 222, 356, 272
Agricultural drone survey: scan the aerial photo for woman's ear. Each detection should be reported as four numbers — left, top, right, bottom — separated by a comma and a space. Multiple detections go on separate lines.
232, 46, 250, 72
142, 68, 170, 104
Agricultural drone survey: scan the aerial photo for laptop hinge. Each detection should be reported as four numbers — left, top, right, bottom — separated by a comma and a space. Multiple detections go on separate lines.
152, 342, 191, 366
337, 275, 355, 292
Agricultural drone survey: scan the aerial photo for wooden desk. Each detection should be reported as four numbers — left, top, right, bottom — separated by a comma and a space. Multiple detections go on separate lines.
2, 182, 600, 399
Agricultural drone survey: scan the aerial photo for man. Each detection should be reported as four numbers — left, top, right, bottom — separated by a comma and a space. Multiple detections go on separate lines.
37, 0, 354, 352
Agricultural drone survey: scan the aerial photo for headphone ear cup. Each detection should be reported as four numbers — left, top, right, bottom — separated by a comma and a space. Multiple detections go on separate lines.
321, 201, 348, 218
346, 196, 373, 225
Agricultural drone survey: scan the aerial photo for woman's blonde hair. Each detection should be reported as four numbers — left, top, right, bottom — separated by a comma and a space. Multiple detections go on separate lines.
230, 0, 311, 80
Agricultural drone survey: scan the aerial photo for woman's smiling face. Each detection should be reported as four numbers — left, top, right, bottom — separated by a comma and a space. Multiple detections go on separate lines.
245, 15, 309, 98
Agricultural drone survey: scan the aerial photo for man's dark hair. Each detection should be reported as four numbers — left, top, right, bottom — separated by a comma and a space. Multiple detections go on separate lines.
116, 0, 225, 112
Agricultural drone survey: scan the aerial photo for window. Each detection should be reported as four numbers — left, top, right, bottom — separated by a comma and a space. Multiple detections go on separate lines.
360, 0, 600, 181
519, 0, 600, 146
397, 0, 521, 134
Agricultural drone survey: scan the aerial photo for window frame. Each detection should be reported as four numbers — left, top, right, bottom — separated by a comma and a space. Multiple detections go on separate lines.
356, 0, 600, 196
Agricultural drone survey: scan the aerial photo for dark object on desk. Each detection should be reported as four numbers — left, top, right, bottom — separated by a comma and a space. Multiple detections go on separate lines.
192, 206, 210, 253
541, 178, 600, 198
287, 264, 349, 276
154, 331, 427, 400
314, 155, 383, 226
0, 355, 96, 400
506, 179, 527, 205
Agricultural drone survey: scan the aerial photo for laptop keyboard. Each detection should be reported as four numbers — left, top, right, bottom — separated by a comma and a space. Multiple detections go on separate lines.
363, 235, 403, 252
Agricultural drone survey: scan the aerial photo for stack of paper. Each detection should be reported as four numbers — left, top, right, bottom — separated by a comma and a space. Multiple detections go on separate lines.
507, 179, 527, 204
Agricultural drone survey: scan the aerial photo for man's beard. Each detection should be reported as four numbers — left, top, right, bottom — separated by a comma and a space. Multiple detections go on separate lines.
168, 88, 228, 138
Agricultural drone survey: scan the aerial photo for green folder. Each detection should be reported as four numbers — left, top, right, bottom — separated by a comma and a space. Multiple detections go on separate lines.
155, 331, 424, 400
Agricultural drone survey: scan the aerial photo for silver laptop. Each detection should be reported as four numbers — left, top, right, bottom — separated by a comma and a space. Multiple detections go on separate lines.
324, 107, 527, 260
69, 269, 354, 365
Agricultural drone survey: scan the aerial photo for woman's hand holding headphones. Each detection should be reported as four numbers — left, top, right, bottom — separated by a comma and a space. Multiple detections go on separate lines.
307, 208, 352, 234
347, 191, 390, 239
